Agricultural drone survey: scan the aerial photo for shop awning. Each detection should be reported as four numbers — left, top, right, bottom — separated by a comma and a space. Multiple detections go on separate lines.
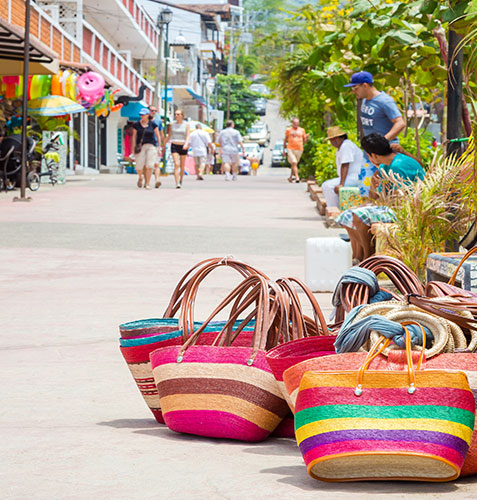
172, 85, 212, 111
0, 18, 59, 75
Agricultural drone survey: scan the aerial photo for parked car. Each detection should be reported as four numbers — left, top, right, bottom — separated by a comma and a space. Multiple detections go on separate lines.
244, 123, 270, 146
253, 98, 267, 116
271, 140, 286, 167
250, 83, 270, 96
243, 142, 264, 165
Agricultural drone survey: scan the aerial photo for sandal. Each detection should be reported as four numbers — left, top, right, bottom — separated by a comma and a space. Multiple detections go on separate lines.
137, 177, 143, 188
155, 181, 162, 188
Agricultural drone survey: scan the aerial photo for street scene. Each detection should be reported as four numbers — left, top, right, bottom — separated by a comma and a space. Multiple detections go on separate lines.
2, 0, 477, 499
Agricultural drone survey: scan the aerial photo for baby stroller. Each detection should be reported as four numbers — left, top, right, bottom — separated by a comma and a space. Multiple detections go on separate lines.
0, 135, 36, 191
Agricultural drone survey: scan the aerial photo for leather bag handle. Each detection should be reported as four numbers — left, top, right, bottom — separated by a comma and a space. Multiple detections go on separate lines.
448, 246, 477, 285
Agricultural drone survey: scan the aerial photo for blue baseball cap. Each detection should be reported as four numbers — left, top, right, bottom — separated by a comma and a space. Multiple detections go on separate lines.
344, 71, 374, 87
139, 108, 150, 116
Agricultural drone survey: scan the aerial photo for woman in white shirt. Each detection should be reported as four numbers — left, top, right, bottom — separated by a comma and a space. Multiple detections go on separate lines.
165, 109, 190, 189
322, 126, 364, 208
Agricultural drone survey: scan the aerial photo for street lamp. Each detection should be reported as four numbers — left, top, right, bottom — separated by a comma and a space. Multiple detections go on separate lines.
158, 7, 172, 173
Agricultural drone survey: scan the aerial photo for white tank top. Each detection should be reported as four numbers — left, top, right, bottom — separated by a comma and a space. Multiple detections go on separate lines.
170, 121, 187, 143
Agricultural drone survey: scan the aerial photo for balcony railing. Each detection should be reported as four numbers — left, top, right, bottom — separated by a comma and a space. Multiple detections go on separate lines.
82, 21, 154, 99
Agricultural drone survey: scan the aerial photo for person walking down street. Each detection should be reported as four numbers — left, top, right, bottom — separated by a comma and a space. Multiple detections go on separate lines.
218, 120, 244, 181
148, 105, 165, 188
131, 108, 163, 190
165, 109, 190, 189
321, 126, 364, 208
249, 152, 260, 176
205, 139, 216, 175
283, 117, 308, 183
189, 124, 212, 181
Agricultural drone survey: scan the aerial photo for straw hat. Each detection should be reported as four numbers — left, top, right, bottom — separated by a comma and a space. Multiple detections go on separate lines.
325, 126, 347, 140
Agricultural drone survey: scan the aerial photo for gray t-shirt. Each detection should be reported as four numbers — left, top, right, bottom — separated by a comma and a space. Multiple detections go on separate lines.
218, 127, 242, 154
360, 92, 401, 141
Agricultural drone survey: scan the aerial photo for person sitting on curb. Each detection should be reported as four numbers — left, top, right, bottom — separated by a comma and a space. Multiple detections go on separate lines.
321, 126, 363, 208
335, 133, 425, 263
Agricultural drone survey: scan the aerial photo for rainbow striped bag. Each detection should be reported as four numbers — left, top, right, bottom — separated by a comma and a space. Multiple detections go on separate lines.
151, 275, 289, 442
294, 324, 475, 482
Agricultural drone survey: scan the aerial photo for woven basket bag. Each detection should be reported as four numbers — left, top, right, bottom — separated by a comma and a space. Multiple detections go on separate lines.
294, 325, 475, 482
283, 346, 477, 476
119, 257, 265, 423
151, 275, 290, 442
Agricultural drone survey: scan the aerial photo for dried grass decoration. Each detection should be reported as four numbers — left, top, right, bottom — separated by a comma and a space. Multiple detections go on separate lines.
374, 139, 475, 280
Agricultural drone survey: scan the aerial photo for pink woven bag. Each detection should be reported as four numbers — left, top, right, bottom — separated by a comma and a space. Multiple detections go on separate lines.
120, 257, 265, 423
150, 275, 290, 442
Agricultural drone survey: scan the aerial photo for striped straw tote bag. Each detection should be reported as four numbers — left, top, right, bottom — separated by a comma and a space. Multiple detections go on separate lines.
294, 324, 475, 482
119, 257, 264, 423
150, 275, 290, 442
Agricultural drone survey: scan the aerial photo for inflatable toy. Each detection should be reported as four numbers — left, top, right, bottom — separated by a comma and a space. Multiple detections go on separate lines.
61, 70, 71, 97
77, 72, 105, 104
66, 72, 77, 101
3, 76, 18, 99
51, 73, 62, 96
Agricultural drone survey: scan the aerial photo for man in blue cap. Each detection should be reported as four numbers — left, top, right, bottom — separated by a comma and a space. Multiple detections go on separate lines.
344, 71, 405, 143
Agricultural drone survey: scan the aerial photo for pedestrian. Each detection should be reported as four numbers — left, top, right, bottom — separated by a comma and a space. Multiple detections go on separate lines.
131, 108, 163, 190
148, 105, 165, 188
283, 117, 308, 183
205, 139, 216, 175
165, 109, 190, 189
218, 120, 244, 181
189, 123, 212, 181
344, 71, 405, 143
321, 126, 363, 208
249, 152, 259, 176
336, 133, 425, 262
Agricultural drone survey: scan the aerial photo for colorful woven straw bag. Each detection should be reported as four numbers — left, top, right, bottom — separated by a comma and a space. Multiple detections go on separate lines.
294, 324, 475, 482
151, 275, 290, 442
121, 320, 255, 424
120, 258, 266, 423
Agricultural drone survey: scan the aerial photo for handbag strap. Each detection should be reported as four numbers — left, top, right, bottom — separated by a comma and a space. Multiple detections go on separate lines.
178, 258, 268, 340
355, 321, 426, 396
448, 246, 477, 285
177, 275, 277, 365
162, 257, 267, 330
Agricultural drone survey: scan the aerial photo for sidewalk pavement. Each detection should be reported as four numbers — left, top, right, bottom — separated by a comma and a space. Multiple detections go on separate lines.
0, 173, 475, 499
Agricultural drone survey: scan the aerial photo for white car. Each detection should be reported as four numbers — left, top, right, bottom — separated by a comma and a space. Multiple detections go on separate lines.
244, 123, 270, 146
271, 140, 286, 167
243, 142, 264, 165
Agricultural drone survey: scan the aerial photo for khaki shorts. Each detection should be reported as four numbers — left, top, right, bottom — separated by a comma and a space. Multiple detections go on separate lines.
287, 149, 303, 164
222, 153, 240, 165
193, 156, 205, 170
135, 143, 157, 170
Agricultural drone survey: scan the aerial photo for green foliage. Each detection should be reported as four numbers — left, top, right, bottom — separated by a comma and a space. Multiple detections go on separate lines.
376, 142, 475, 279
273, 0, 477, 157
215, 74, 259, 134
236, 52, 260, 77
399, 130, 434, 167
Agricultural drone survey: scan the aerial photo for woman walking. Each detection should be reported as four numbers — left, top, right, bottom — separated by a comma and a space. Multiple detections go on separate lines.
131, 108, 162, 189
165, 109, 190, 189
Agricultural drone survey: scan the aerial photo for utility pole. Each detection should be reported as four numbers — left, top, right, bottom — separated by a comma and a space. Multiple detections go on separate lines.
14, 0, 32, 202
154, 21, 164, 112
226, 79, 231, 121
446, 29, 463, 158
